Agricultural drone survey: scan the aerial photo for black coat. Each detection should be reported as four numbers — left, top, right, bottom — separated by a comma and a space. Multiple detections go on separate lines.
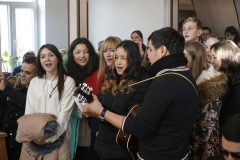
95, 70, 150, 159
2, 85, 28, 147
220, 73, 240, 131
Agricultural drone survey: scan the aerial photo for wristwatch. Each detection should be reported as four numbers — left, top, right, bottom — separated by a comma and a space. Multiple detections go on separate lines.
99, 108, 107, 121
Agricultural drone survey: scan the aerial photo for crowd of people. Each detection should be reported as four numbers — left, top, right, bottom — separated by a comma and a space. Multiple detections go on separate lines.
0, 16, 240, 160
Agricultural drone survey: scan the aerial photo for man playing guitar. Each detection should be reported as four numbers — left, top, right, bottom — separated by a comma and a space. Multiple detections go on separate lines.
82, 27, 199, 160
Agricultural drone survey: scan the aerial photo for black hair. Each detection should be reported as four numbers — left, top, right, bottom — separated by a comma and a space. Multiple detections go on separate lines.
67, 38, 99, 86
113, 40, 142, 80
102, 40, 143, 95
36, 44, 67, 101
211, 40, 240, 84
148, 27, 185, 54
22, 51, 35, 63
225, 26, 240, 45
131, 30, 143, 39
202, 27, 211, 33
23, 56, 36, 66
222, 114, 240, 142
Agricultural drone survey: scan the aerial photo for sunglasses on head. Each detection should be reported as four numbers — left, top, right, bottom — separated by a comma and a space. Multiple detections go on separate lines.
220, 148, 240, 160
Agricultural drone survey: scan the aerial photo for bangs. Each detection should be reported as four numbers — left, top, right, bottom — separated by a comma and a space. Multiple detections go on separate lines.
101, 41, 116, 52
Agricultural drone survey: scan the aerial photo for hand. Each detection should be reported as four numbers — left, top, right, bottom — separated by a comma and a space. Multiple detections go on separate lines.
81, 94, 103, 118
0, 74, 7, 91
32, 139, 46, 145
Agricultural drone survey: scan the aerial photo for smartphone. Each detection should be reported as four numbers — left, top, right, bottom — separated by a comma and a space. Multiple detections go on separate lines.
135, 42, 140, 49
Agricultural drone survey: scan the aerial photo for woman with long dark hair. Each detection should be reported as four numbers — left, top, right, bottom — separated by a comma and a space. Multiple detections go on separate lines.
81, 40, 150, 160
24, 44, 75, 146
210, 40, 240, 132
64, 37, 101, 160
224, 26, 240, 47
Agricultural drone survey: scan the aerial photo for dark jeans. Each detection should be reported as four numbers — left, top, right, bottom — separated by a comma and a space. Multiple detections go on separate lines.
73, 146, 89, 160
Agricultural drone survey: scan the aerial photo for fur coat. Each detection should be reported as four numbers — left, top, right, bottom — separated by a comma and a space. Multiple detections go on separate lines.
16, 113, 71, 160
188, 65, 228, 160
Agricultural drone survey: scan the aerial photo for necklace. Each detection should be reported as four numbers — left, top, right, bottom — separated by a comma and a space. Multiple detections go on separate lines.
45, 75, 58, 98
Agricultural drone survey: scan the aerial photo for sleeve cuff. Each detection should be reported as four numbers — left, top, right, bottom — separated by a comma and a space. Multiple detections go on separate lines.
121, 116, 127, 132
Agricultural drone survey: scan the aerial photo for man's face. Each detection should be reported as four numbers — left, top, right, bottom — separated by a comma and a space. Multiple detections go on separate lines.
21, 62, 36, 85
201, 29, 211, 41
147, 40, 162, 65
222, 136, 240, 160
183, 21, 201, 42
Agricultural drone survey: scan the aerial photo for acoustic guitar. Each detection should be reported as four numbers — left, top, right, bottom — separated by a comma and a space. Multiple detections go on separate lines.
73, 83, 139, 160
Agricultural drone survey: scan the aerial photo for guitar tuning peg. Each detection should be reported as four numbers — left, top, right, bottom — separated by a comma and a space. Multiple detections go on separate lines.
83, 83, 87, 87
84, 86, 89, 93
79, 84, 82, 87
89, 87, 93, 91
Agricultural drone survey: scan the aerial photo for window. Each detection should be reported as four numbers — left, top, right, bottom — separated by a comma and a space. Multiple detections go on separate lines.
0, 0, 37, 72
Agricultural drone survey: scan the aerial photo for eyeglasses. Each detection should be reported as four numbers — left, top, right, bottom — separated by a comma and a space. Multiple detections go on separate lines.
220, 148, 240, 160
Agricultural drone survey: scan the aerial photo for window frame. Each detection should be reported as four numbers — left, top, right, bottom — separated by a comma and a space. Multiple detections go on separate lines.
0, 0, 38, 72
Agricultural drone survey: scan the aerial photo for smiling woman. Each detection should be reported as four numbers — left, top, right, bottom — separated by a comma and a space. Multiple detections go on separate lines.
64, 37, 102, 160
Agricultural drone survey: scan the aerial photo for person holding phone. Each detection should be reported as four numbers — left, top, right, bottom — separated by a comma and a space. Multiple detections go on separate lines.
130, 30, 146, 57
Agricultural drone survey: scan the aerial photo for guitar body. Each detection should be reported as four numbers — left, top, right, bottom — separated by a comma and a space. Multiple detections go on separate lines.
116, 104, 141, 160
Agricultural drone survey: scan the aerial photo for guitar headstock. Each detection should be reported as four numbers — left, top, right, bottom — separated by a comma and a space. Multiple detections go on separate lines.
73, 83, 93, 104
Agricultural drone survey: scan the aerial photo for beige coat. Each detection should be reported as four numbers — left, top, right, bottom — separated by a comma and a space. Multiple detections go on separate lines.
16, 113, 71, 160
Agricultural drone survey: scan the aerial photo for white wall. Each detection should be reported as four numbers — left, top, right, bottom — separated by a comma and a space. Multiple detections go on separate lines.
89, 0, 169, 50
38, 0, 45, 49
38, 0, 68, 51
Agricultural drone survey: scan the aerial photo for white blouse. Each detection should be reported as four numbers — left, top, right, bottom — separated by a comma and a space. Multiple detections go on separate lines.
25, 76, 75, 143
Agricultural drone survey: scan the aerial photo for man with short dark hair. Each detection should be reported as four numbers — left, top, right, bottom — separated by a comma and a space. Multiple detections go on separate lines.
83, 27, 200, 160
11, 51, 35, 76
0, 56, 36, 160
200, 27, 211, 45
207, 114, 240, 160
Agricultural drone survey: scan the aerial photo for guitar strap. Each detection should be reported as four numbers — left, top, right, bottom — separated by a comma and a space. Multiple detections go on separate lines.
127, 72, 198, 97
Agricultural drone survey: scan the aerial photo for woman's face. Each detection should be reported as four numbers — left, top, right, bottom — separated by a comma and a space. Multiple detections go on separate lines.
226, 32, 236, 41
131, 32, 143, 42
205, 38, 219, 63
184, 49, 194, 70
40, 48, 59, 74
73, 43, 89, 67
210, 49, 222, 71
103, 48, 115, 66
114, 47, 128, 75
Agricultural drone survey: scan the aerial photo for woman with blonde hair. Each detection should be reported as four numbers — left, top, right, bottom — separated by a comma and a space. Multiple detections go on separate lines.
210, 40, 240, 132
97, 36, 122, 80
184, 41, 228, 160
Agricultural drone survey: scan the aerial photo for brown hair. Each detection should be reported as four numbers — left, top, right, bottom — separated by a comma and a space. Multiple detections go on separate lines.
97, 36, 122, 80
211, 40, 240, 82
184, 41, 209, 80
182, 17, 203, 31
207, 34, 227, 41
